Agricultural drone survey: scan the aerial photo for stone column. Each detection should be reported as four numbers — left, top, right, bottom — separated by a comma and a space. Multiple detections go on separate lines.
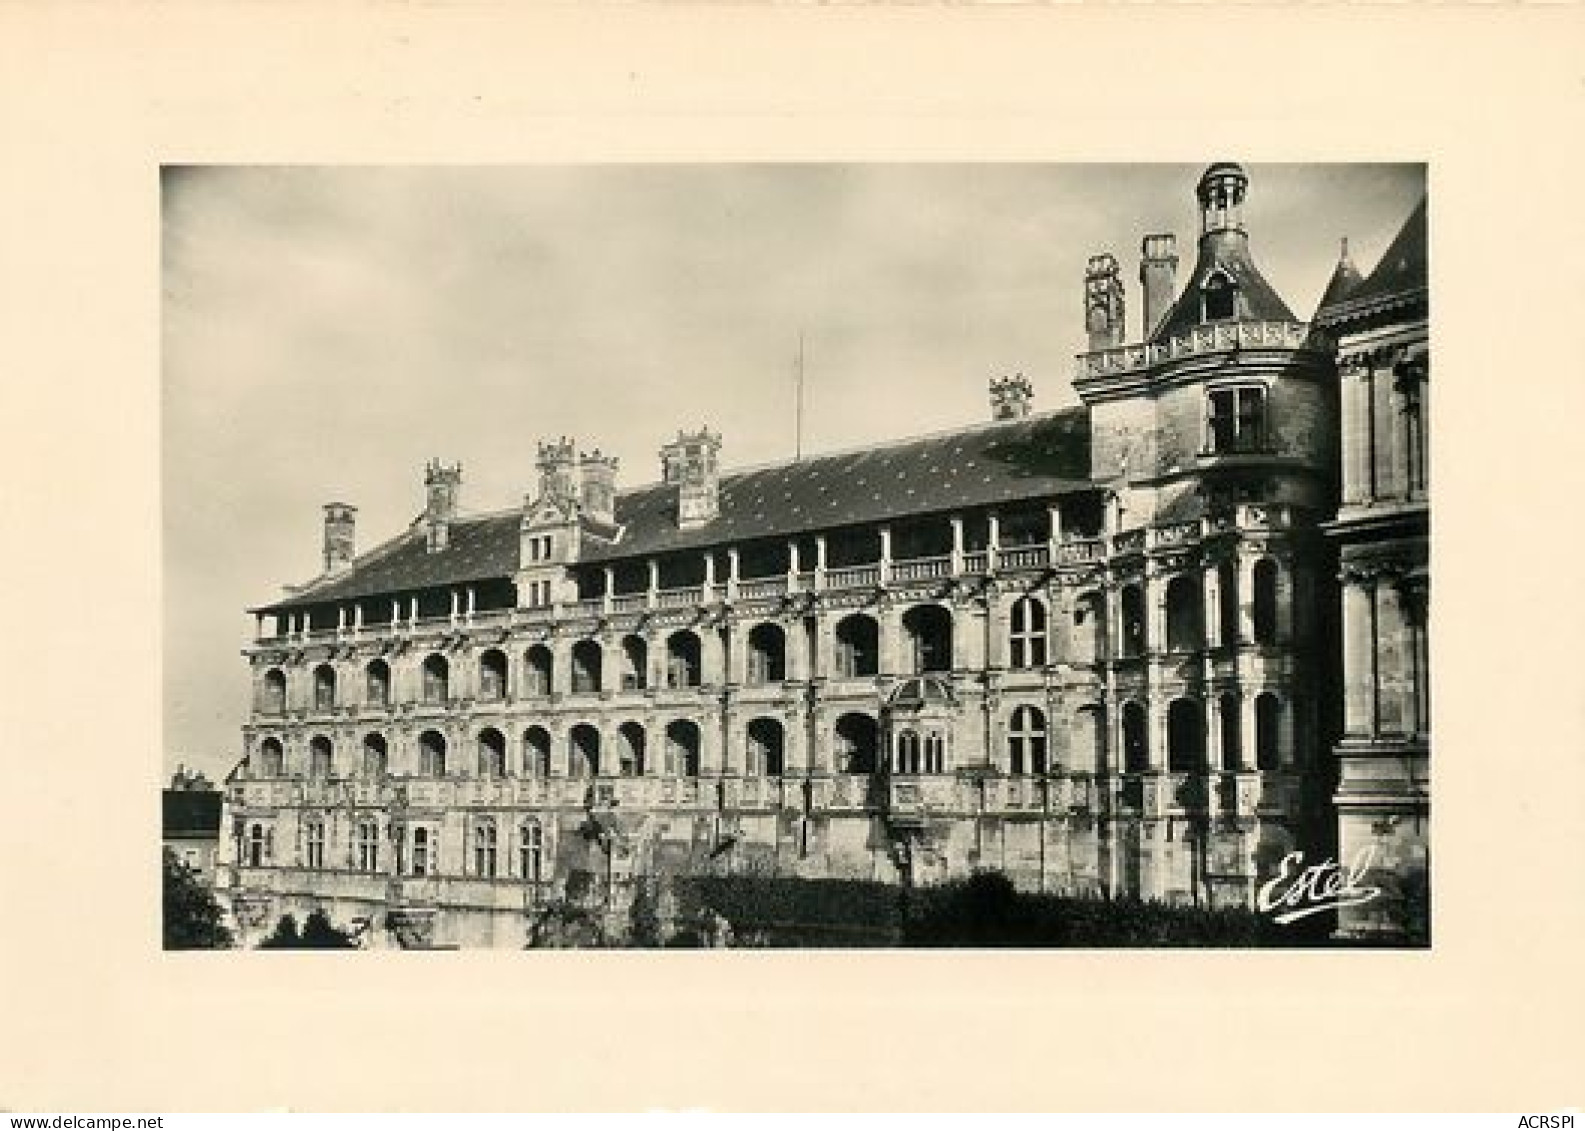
1236, 551, 1258, 646
1341, 577, 1378, 737
879, 526, 893, 585
1240, 693, 1259, 770
726, 548, 740, 602
950, 516, 964, 574
646, 559, 659, 609
880, 602, 905, 677
1149, 699, 1168, 773
1203, 564, 1223, 650
703, 625, 727, 687
814, 535, 828, 590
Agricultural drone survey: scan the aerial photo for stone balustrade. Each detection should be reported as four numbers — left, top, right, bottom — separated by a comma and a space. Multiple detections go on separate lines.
1074, 320, 1327, 379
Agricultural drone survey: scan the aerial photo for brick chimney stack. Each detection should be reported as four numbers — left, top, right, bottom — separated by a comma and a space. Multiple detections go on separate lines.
1139, 233, 1179, 339
1084, 253, 1126, 351
322, 502, 357, 575
578, 449, 619, 525
660, 428, 722, 530
989, 374, 1034, 421
423, 460, 462, 553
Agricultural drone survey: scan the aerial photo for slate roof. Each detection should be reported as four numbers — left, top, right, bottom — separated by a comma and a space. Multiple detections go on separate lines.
163, 790, 222, 840
1317, 197, 1428, 325
258, 407, 1095, 613
1316, 242, 1366, 312
1149, 233, 1298, 344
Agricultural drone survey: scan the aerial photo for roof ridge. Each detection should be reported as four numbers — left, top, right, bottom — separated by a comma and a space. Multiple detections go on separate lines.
617, 402, 1089, 495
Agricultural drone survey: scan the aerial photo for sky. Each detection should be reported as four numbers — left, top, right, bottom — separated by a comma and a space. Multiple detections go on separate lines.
162, 162, 1425, 783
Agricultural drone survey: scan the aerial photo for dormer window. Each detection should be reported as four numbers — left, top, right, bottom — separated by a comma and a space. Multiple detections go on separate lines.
1202, 270, 1237, 321
1206, 385, 1268, 455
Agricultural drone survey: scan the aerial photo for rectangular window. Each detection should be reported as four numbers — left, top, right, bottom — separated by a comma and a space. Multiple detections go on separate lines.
305, 821, 325, 869
1207, 387, 1267, 454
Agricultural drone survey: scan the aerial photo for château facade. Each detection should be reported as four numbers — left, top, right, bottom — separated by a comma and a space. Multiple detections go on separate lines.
215, 163, 1426, 947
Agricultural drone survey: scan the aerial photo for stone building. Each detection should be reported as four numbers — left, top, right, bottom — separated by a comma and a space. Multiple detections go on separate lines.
1315, 199, 1430, 941
215, 163, 1384, 948
164, 766, 223, 882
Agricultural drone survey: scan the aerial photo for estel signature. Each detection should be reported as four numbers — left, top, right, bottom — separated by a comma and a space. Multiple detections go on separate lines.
1257, 847, 1381, 924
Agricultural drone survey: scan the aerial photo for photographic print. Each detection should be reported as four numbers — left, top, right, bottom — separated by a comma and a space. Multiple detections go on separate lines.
162, 161, 1428, 951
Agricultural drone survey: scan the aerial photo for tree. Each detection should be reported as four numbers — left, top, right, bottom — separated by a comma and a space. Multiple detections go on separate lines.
258, 908, 358, 949
162, 849, 234, 950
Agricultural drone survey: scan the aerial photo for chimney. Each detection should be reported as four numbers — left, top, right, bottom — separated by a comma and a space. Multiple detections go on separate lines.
1084, 253, 1126, 351
989, 374, 1033, 421
1139, 233, 1179, 339
579, 449, 619, 526
534, 438, 578, 507
660, 428, 722, 530
423, 460, 462, 553
322, 502, 357, 575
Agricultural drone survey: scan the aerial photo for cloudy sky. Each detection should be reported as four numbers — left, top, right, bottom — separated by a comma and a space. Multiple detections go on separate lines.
163, 162, 1425, 781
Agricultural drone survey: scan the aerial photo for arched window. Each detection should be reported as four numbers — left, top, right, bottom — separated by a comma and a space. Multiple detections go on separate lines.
1073, 592, 1106, 664
834, 713, 878, 774
1008, 705, 1048, 775
365, 660, 390, 708
894, 730, 921, 775
260, 669, 287, 716
478, 649, 507, 701
1256, 693, 1281, 770
523, 727, 552, 778
247, 822, 267, 867
664, 720, 700, 777
1167, 698, 1205, 773
422, 654, 450, 704
1120, 584, 1146, 657
747, 623, 786, 685
1073, 705, 1104, 774
304, 818, 325, 869
746, 718, 785, 777
617, 722, 646, 777
1165, 575, 1204, 653
1219, 693, 1242, 771
924, 732, 945, 774
524, 645, 554, 697
477, 728, 506, 777
1009, 596, 1048, 669
903, 605, 953, 673
519, 820, 544, 883
411, 827, 431, 877
312, 665, 336, 712
308, 735, 333, 780
666, 631, 702, 689
571, 640, 602, 694
1253, 559, 1279, 645
1122, 701, 1148, 773
361, 733, 388, 778
621, 636, 647, 691
1217, 560, 1239, 646
473, 821, 498, 878
355, 819, 379, 872
1203, 269, 1236, 321
570, 724, 601, 778
259, 737, 284, 778
834, 614, 879, 678
418, 730, 447, 777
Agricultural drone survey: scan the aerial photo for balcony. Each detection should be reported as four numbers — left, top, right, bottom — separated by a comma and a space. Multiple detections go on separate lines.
1075, 320, 1328, 380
